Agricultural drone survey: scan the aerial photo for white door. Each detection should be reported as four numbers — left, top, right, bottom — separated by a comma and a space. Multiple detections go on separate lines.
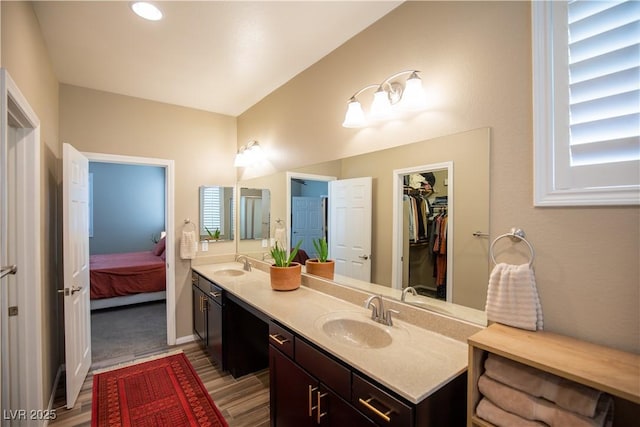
328, 177, 372, 281
63, 143, 91, 408
291, 197, 324, 258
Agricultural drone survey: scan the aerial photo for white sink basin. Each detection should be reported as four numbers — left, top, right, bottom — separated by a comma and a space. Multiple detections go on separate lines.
213, 269, 245, 277
320, 318, 393, 349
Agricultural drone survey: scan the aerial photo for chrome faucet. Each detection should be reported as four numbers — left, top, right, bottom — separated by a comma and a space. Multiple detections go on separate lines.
401, 286, 418, 301
364, 294, 399, 326
236, 255, 252, 272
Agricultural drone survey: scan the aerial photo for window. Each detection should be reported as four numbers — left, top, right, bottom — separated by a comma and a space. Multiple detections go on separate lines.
199, 186, 223, 238
533, 0, 639, 206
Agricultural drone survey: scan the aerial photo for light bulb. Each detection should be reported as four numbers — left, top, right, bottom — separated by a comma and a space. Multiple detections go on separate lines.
400, 72, 426, 111
369, 88, 392, 121
342, 99, 366, 128
233, 149, 247, 168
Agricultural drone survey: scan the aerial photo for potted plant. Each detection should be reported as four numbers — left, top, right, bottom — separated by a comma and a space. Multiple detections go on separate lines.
305, 237, 335, 280
269, 240, 303, 291
205, 226, 221, 241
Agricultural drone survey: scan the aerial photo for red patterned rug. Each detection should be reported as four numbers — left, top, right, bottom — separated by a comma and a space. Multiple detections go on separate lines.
92, 352, 228, 427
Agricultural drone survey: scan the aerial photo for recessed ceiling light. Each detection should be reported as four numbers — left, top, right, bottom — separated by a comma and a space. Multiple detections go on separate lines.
131, 2, 163, 21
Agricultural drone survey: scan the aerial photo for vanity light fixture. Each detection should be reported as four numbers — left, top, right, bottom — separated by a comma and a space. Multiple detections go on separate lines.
234, 140, 264, 168
342, 70, 427, 128
131, 2, 163, 21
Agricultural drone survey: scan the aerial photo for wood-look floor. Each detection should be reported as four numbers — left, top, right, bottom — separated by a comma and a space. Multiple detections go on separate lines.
49, 342, 270, 427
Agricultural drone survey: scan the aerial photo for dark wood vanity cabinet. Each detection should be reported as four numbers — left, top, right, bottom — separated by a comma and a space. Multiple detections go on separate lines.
269, 320, 467, 427
191, 271, 224, 368
269, 322, 374, 427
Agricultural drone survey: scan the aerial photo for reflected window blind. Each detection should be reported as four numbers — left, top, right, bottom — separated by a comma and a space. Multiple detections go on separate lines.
201, 186, 222, 235
568, 0, 640, 167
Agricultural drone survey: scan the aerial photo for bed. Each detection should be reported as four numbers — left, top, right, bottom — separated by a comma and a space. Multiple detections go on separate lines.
90, 238, 166, 310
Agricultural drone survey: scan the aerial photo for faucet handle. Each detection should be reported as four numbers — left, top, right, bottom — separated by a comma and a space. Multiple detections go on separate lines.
383, 309, 400, 326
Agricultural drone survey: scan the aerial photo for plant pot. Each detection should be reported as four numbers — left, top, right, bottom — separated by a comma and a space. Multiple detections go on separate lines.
305, 259, 335, 280
270, 262, 302, 291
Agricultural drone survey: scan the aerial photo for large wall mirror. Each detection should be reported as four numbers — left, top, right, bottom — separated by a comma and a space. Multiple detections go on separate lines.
237, 128, 490, 325
199, 186, 235, 241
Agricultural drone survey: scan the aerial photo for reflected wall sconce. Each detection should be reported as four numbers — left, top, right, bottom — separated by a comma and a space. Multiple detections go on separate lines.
234, 140, 264, 168
342, 70, 427, 128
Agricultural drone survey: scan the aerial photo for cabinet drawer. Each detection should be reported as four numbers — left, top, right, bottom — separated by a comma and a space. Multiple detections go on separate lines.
295, 338, 351, 401
352, 373, 412, 426
268, 322, 294, 358
199, 276, 223, 304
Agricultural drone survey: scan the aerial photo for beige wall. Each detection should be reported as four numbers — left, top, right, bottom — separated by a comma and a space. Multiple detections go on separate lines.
238, 2, 639, 353
1, 0, 61, 405
59, 85, 237, 341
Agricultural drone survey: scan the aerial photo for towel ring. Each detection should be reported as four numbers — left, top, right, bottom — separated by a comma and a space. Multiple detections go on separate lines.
183, 218, 197, 232
490, 228, 535, 267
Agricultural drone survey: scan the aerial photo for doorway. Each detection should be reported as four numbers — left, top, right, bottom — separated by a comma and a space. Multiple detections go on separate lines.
392, 162, 454, 301
0, 69, 44, 419
286, 172, 335, 258
83, 152, 176, 350
87, 161, 169, 365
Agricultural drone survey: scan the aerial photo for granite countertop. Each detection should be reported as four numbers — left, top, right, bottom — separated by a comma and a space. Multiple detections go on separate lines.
192, 262, 468, 404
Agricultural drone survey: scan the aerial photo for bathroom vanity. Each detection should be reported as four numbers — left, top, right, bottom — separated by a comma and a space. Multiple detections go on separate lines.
192, 261, 471, 426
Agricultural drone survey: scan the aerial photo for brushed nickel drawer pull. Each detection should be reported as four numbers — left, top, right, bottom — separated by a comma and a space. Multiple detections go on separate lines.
316, 391, 328, 424
268, 333, 290, 345
209, 291, 221, 298
358, 397, 392, 422
308, 385, 318, 417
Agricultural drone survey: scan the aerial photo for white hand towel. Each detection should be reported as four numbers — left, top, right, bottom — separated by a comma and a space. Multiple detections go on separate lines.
485, 263, 543, 331
180, 230, 198, 260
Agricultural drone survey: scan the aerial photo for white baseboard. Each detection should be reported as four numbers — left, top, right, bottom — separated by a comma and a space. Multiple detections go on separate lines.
44, 365, 63, 427
175, 334, 196, 345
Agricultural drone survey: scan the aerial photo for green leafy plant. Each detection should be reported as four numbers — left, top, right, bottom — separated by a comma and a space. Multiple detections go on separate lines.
205, 227, 221, 240
270, 240, 303, 267
312, 237, 329, 262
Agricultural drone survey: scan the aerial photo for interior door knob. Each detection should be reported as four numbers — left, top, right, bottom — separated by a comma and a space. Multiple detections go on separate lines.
358, 255, 370, 260
71, 286, 83, 295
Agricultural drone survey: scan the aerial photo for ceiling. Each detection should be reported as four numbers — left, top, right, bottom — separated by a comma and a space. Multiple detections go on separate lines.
32, 1, 401, 117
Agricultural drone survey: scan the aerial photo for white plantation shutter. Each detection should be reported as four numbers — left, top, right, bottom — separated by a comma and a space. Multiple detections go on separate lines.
533, 0, 640, 205
200, 186, 223, 236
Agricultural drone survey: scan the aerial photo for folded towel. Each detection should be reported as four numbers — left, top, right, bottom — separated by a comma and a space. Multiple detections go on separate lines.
485, 353, 603, 418
478, 374, 614, 427
485, 263, 543, 331
180, 230, 198, 260
476, 397, 547, 427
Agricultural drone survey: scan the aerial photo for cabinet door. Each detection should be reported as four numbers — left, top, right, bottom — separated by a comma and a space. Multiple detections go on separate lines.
270, 345, 316, 427
192, 285, 206, 345
317, 387, 376, 427
206, 299, 223, 367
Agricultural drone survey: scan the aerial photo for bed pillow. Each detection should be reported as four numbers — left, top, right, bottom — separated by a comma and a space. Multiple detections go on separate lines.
152, 236, 166, 256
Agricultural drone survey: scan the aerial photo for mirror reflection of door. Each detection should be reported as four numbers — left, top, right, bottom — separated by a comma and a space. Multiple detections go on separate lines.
287, 173, 334, 258
329, 177, 373, 282
292, 199, 325, 257
402, 169, 449, 300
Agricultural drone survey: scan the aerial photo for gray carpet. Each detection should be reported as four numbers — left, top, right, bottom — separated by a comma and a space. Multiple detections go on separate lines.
91, 301, 167, 366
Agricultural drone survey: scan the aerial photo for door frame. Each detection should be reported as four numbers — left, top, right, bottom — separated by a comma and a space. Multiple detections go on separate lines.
391, 162, 454, 298
286, 172, 336, 255
82, 152, 176, 345
0, 69, 44, 415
